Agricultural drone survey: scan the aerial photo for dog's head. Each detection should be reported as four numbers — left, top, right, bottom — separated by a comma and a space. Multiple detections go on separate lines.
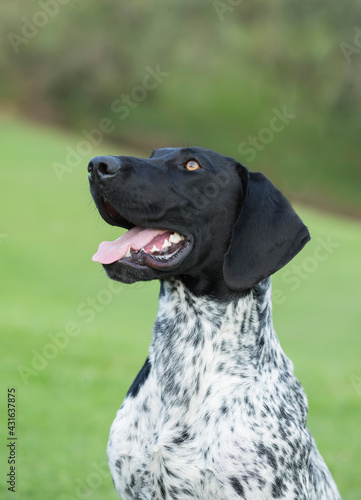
88, 147, 310, 298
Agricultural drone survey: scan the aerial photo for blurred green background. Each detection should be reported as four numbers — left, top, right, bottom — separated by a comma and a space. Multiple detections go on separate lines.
1, 1, 360, 499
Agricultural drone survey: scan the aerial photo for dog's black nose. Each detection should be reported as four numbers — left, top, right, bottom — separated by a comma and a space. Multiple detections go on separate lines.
88, 156, 121, 178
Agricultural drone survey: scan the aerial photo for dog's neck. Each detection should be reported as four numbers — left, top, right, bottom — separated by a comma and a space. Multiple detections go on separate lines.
150, 277, 291, 406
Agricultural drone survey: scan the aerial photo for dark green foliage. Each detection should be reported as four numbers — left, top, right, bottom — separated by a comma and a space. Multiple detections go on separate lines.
2, 1, 360, 216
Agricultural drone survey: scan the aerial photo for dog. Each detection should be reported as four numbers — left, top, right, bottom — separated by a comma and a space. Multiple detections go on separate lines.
88, 148, 341, 500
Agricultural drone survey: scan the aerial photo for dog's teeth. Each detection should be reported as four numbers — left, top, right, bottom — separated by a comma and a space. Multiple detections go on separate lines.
162, 239, 172, 249
125, 246, 131, 258
169, 233, 184, 244
150, 245, 159, 253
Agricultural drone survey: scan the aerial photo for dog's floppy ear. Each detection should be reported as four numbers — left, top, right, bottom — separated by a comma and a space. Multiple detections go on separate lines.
223, 165, 310, 292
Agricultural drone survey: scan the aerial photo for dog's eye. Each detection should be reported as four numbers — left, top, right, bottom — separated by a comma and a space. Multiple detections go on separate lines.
185, 160, 200, 171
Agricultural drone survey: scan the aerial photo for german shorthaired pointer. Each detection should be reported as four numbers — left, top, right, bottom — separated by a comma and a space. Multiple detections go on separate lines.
88, 148, 341, 500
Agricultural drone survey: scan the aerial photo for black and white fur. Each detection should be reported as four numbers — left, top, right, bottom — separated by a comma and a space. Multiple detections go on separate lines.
88, 148, 341, 499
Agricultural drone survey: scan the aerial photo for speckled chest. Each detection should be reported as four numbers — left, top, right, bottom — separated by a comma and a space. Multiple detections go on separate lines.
106, 279, 340, 500
106, 283, 246, 499
107, 366, 231, 499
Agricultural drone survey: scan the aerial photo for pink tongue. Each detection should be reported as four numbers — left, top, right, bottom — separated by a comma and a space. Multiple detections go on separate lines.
92, 227, 169, 264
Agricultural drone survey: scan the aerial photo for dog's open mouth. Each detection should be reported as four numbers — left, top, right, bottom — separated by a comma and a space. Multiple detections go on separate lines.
92, 198, 191, 270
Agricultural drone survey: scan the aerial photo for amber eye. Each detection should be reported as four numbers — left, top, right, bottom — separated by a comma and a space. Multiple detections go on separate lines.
185, 160, 200, 171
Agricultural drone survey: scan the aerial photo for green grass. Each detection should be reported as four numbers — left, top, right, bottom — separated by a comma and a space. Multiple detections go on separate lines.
0, 116, 360, 499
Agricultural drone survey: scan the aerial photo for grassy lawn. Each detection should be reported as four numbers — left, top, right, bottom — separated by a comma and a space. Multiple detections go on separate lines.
0, 116, 360, 499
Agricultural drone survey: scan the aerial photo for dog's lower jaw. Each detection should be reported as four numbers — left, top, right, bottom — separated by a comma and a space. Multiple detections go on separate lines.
107, 277, 341, 500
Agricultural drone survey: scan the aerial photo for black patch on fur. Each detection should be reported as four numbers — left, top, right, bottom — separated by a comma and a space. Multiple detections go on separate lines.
272, 476, 288, 498
126, 357, 151, 398
158, 478, 166, 498
229, 476, 245, 498
173, 428, 191, 444
257, 442, 278, 470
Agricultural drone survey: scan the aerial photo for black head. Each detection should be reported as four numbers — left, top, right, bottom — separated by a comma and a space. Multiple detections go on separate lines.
88, 147, 310, 299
